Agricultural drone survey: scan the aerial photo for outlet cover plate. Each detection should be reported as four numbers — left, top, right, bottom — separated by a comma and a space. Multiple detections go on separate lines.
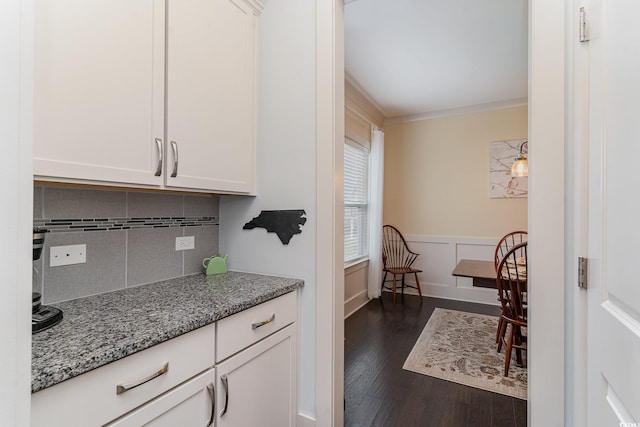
50, 244, 87, 267
176, 236, 195, 251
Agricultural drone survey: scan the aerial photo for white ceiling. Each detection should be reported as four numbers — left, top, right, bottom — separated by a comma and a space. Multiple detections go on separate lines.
344, 0, 528, 121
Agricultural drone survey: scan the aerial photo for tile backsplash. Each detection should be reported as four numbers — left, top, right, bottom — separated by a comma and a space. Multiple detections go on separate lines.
33, 186, 220, 304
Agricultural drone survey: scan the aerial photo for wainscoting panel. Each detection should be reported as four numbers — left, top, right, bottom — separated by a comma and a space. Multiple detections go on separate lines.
346, 235, 505, 312
345, 260, 370, 318
397, 235, 500, 306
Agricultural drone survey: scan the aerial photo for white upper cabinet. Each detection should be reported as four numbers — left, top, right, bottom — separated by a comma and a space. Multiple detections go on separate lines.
33, 0, 260, 194
166, 0, 257, 193
34, 0, 165, 187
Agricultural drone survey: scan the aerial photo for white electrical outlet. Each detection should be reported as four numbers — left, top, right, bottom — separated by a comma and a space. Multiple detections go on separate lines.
50, 244, 87, 267
175, 236, 195, 251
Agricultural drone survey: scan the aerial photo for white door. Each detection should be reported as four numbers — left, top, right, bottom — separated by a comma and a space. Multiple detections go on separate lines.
586, 0, 640, 425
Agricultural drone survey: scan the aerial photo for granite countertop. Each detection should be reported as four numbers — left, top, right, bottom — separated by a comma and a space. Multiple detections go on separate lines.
32, 271, 303, 393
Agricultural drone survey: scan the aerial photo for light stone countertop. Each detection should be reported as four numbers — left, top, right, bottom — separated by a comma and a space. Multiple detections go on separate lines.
31, 271, 303, 393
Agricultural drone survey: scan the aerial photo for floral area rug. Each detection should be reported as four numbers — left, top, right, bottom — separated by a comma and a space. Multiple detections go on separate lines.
402, 308, 527, 400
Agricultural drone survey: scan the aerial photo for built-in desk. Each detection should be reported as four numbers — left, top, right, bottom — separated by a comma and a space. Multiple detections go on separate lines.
452, 259, 496, 289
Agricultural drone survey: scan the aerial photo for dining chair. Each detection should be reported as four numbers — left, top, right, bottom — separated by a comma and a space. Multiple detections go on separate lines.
496, 242, 528, 377
494, 231, 528, 345
494, 231, 528, 270
381, 225, 423, 304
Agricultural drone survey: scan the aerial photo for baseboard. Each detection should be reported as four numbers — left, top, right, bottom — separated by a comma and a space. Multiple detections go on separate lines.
381, 287, 499, 306
344, 293, 370, 318
297, 412, 316, 427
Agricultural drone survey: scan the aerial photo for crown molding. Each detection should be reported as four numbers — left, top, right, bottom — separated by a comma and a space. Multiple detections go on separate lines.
344, 73, 387, 118
242, 0, 263, 15
384, 97, 528, 125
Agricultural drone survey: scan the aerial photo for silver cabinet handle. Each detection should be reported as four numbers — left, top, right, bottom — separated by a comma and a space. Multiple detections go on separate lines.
251, 313, 275, 330
170, 140, 178, 177
220, 374, 229, 417
154, 138, 163, 176
116, 362, 169, 395
206, 383, 215, 427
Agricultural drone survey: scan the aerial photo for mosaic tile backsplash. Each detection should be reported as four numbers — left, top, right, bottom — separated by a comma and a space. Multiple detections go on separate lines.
33, 186, 220, 304
33, 216, 218, 233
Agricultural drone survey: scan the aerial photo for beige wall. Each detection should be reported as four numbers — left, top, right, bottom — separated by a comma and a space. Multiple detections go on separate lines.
384, 105, 528, 237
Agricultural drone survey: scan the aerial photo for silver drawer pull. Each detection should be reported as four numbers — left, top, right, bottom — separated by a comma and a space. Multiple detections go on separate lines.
251, 313, 275, 330
116, 362, 169, 395
154, 138, 163, 176
206, 383, 215, 426
170, 140, 178, 177
220, 374, 229, 417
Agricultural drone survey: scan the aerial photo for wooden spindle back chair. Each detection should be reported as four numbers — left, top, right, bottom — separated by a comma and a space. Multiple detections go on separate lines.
496, 241, 528, 377
381, 225, 423, 303
494, 231, 528, 271
494, 231, 528, 344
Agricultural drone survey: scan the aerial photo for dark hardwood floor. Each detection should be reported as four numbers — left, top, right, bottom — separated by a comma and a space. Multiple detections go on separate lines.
344, 293, 527, 427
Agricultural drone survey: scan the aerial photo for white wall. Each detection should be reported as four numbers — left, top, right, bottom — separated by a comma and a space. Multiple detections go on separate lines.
219, 0, 318, 419
1, 0, 33, 424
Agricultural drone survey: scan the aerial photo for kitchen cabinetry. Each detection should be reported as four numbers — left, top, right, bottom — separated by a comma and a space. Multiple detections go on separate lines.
31, 323, 215, 427
33, 0, 260, 194
31, 290, 298, 427
164, 0, 257, 193
106, 368, 216, 427
33, 0, 165, 187
215, 291, 297, 427
216, 325, 296, 427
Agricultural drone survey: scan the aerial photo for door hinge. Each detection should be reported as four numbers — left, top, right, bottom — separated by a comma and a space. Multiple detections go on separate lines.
578, 257, 588, 289
579, 7, 589, 42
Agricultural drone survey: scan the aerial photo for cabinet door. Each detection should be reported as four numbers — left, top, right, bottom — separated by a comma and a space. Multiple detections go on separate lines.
106, 368, 216, 427
34, 0, 165, 186
216, 324, 297, 427
166, 0, 257, 193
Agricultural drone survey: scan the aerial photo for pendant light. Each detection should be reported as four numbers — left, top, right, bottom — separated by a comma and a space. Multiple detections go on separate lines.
511, 141, 528, 177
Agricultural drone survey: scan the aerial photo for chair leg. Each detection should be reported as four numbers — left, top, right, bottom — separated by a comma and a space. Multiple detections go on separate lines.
392, 274, 397, 304
497, 317, 507, 353
401, 274, 406, 296
380, 271, 387, 294
414, 272, 423, 298
514, 326, 524, 367
504, 323, 514, 377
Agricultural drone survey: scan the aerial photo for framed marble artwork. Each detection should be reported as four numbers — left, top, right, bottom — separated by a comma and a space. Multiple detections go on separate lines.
489, 139, 528, 198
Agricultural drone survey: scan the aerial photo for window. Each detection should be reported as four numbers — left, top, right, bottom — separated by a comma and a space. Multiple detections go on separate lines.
344, 139, 369, 264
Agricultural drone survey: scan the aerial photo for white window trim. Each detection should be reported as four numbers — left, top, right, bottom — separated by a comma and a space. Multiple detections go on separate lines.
344, 137, 370, 265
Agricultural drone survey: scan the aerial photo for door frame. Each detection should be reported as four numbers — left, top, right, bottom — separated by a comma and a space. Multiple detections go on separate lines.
316, 1, 573, 425
565, 0, 590, 425
1, 0, 34, 424
524, 0, 568, 425
316, 1, 345, 426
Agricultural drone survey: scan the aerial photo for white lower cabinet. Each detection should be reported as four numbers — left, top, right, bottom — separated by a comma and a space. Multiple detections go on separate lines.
31, 323, 215, 427
216, 325, 297, 427
107, 368, 216, 427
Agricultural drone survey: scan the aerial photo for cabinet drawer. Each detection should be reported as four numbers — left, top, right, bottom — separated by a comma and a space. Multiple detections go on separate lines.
216, 291, 296, 362
31, 323, 215, 427
106, 368, 216, 427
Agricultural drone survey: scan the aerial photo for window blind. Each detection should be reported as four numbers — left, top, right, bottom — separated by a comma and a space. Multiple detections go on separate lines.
344, 140, 369, 263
